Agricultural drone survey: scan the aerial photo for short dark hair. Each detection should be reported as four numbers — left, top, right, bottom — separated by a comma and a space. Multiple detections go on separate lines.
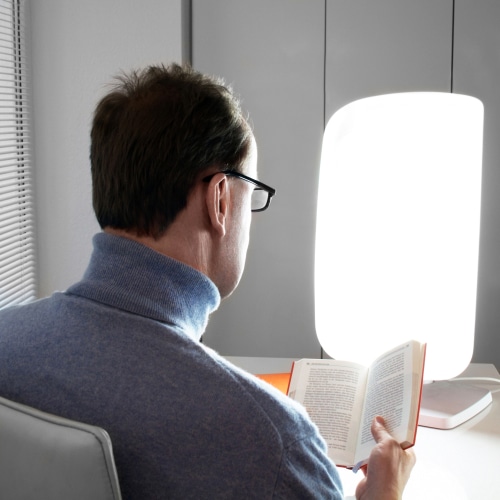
90, 63, 252, 238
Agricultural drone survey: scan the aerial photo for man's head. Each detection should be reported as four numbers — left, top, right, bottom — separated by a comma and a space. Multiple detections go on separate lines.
90, 63, 253, 239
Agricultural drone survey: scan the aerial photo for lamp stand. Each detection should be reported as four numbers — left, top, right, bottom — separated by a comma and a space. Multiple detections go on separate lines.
418, 381, 492, 429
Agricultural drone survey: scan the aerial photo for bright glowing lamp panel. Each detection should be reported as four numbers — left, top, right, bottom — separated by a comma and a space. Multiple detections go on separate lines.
315, 92, 487, 428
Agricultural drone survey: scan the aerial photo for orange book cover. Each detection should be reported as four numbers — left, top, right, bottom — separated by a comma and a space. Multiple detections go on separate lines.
255, 372, 291, 395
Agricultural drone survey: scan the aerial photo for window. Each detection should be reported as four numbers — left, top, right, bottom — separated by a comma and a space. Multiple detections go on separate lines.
0, 0, 36, 308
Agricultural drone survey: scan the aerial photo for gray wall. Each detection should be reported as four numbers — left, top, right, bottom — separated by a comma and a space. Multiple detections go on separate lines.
193, 0, 500, 368
192, 0, 326, 358
30, 0, 183, 298
453, 0, 500, 365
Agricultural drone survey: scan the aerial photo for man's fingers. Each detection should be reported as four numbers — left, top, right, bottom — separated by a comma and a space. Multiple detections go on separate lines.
371, 415, 392, 443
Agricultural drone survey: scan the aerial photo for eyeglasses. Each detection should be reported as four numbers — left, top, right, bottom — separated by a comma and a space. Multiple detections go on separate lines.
202, 169, 276, 212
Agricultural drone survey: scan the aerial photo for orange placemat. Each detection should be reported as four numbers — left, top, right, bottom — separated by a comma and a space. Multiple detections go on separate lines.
255, 372, 291, 395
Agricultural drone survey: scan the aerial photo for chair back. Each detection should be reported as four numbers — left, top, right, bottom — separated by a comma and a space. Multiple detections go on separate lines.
0, 396, 122, 500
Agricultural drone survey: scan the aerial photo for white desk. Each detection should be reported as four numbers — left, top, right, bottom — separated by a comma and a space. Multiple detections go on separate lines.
226, 357, 500, 500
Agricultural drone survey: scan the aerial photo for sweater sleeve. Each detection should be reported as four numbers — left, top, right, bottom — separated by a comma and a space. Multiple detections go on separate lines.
272, 426, 344, 499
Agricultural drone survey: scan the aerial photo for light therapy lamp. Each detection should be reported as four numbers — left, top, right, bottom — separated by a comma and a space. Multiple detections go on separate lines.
315, 92, 490, 429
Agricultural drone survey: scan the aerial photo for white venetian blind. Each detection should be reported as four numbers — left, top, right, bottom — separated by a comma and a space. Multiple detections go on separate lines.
0, 0, 36, 308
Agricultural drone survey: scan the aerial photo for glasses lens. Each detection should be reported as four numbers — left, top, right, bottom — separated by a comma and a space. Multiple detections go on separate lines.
251, 188, 269, 211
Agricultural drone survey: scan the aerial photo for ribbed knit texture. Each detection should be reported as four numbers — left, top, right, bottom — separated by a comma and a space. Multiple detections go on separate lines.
0, 233, 343, 499
69, 233, 219, 338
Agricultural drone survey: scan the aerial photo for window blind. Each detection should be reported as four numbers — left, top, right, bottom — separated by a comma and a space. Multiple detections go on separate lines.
0, 0, 36, 308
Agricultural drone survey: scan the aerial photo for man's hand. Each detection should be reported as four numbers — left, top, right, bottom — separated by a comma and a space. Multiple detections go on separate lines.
355, 416, 416, 500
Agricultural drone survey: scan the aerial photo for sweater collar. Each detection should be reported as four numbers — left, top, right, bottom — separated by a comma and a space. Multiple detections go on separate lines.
66, 232, 221, 341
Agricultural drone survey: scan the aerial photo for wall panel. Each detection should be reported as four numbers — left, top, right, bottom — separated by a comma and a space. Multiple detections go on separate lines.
325, 0, 453, 118
192, 0, 325, 357
454, 0, 500, 366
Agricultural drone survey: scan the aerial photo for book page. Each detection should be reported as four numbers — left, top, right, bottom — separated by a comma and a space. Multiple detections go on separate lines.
288, 359, 369, 466
354, 341, 419, 464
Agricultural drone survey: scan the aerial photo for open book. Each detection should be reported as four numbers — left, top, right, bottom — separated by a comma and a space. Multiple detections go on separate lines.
287, 340, 426, 469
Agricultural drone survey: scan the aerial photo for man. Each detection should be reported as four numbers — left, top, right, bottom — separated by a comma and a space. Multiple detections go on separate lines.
0, 63, 414, 498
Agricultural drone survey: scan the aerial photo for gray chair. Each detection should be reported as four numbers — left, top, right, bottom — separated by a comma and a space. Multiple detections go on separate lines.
0, 396, 122, 500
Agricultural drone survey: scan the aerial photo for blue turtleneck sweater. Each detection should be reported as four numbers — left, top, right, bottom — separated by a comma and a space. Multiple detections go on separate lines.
0, 233, 343, 499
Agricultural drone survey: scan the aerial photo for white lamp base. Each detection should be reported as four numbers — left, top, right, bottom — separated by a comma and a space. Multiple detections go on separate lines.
418, 381, 492, 429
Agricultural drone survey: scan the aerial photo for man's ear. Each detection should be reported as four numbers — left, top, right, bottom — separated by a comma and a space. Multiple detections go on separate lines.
205, 174, 229, 237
